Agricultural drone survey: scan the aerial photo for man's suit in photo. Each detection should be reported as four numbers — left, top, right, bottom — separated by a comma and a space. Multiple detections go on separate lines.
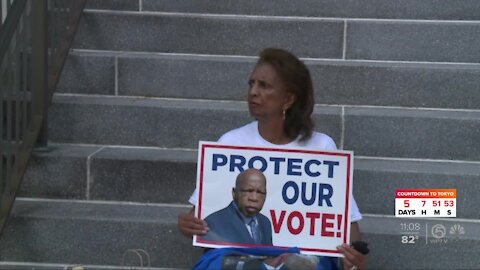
201, 201, 273, 245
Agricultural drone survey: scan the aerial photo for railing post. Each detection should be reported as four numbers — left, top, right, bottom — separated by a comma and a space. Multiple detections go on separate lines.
32, 0, 48, 148
36, 114, 49, 149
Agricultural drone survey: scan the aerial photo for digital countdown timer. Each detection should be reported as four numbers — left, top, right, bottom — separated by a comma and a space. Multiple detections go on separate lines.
395, 189, 456, 217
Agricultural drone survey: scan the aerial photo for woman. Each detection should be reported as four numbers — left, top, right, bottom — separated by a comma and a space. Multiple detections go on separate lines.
178, 48, 367, 270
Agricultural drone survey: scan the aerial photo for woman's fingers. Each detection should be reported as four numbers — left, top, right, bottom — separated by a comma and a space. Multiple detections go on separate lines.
337, 244, 367, 270
178, 210, 209, 237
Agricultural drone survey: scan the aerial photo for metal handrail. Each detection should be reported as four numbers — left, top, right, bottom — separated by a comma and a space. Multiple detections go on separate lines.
1, 0, 15, 26
0, 1, 26, 60
0, 0, 85, 234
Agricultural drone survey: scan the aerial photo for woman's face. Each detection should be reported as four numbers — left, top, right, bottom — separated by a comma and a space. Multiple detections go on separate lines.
247, 63, 294, 121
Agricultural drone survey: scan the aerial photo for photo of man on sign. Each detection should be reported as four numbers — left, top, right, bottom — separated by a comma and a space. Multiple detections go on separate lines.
202, 168, 273, 245
194, 142, 355, 258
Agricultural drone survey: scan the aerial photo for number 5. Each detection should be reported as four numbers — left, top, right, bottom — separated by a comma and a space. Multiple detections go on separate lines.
404, 200, 410, 208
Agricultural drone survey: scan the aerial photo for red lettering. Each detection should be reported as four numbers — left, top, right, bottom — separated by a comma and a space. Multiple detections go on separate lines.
321, 213, 335, 237
306, 212, 320, 235
336, 214, 342, 238
270, 210, 341, 238
287, 211, 304, 235
270, 210, 286, 233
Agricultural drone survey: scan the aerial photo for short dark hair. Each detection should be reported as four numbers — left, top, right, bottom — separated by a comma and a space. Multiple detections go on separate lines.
256, 48, 314, 141
235, 168, 266, 190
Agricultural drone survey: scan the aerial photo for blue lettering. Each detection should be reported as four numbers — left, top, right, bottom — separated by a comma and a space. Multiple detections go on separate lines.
319, 184, 333, 206
282, 181, 299, 204
211, 154, 340, 178
301, 182, 316, 206
287, 158, 302, 176
305, 159, 321, 177
323, 160, 339, 178
230, 155, 246, 172
248, 156, 267, 172
212, 154, 227, 171
269, 157, 286, 174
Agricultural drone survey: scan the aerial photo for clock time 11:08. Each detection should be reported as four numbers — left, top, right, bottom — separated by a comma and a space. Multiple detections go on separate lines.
400, 222, 421, 231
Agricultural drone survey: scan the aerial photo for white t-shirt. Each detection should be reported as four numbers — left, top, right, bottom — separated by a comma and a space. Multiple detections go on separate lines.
189, 121, 362, 222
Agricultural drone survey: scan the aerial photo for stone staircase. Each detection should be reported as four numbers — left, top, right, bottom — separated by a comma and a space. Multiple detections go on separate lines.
1, 0, 480, 269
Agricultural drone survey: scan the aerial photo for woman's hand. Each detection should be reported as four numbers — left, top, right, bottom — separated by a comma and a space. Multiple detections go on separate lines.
177, 207, 209, 238
337, 222, 368, 270
337, 244, 368, 270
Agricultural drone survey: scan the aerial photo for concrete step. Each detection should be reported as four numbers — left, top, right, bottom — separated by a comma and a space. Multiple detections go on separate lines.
2, 199, 478, 269
86, 0, 480, 20
346, 20, 480, 63
360, 214, 480, 269
73, 10, 344, 59
0, 262, 171, 270
73, 10, 480, 63
343, 106, 480, 161
58, 50, 480, 109
22, 145, 197, 204
353, 157, 480, 219
22, 144, 480, 219
0, 198, 202, 269
47, 94, 480, 161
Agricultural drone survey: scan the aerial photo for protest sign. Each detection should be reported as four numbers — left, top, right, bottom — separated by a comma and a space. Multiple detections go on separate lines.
193, 141, 353, 257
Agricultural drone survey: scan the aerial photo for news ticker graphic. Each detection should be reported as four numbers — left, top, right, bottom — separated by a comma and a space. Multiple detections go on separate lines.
395, 189, 456, 217
398, 222, 466, 245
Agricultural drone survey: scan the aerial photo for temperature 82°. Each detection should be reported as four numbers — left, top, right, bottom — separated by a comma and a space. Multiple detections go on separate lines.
401, 235, 419, 244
